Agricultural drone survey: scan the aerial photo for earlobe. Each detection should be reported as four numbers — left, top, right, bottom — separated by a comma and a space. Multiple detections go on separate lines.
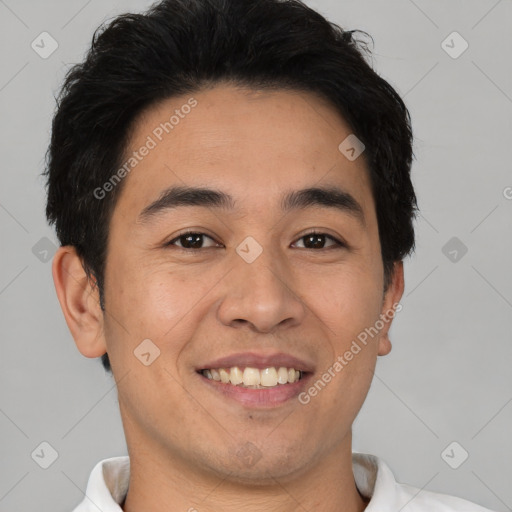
377, 335, 392, 356
52, 246, 107, 358
377, 261, 405, 357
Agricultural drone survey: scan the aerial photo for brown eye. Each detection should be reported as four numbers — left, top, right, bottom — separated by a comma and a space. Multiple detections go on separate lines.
168, 232, 220, 249
293, 232, 344, 250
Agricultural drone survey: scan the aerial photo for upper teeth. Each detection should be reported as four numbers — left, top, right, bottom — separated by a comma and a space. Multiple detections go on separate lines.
202, 366, 302, 388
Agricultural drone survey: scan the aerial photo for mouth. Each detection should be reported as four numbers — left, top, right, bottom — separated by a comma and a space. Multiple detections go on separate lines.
195, 352, 314, 407
198, 366, 305, 389
196, 365, 312, 408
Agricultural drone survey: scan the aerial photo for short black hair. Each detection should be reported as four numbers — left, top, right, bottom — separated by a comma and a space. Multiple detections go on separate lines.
44, 0, 418, 373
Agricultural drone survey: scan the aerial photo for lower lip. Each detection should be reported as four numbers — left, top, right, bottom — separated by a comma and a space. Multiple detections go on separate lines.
198, 372, 311, 408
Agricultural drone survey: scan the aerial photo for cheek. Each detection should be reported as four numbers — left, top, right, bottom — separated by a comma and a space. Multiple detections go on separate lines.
108, 255, 186, 324
315, 265, 383, 335
105, 261, 217, 362
314, 276, 382, 407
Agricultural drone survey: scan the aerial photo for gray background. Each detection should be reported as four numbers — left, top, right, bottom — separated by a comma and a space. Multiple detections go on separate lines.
0, 0, 511, 510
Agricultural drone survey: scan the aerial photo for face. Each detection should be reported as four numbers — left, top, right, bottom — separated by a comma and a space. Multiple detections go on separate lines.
96, 84, 402, 482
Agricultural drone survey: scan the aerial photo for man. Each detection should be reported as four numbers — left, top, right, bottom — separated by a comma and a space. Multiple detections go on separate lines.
44, 0, 496, 510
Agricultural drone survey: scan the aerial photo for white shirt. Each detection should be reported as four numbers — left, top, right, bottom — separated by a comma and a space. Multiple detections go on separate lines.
72, 452, 496, 511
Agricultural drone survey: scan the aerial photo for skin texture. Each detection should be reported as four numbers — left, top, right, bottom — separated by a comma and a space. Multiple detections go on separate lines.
52, 83, 404, 512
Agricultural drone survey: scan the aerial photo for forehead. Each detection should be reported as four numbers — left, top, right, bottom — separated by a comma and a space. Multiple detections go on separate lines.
114, 84, 374, 219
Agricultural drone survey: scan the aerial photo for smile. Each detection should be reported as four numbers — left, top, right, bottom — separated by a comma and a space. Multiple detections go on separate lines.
200, 366, 303, 389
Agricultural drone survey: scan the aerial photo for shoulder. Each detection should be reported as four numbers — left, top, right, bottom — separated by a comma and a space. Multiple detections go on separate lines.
352, 453, 497, 512
71, 456, 130, 512
394, 481, 497, 512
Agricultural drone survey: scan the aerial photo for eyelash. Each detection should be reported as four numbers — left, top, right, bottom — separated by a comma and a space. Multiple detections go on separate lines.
166, 230, 346, 251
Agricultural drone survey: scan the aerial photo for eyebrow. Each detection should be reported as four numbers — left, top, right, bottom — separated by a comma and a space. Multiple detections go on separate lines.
137, 184, 366, 227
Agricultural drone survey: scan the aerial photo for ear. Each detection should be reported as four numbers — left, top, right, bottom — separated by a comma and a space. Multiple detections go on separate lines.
52, 246, 107, 358
377, 261, 404, 356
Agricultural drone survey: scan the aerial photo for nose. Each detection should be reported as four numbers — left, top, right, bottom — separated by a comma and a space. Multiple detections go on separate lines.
216, 247, 306, 334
